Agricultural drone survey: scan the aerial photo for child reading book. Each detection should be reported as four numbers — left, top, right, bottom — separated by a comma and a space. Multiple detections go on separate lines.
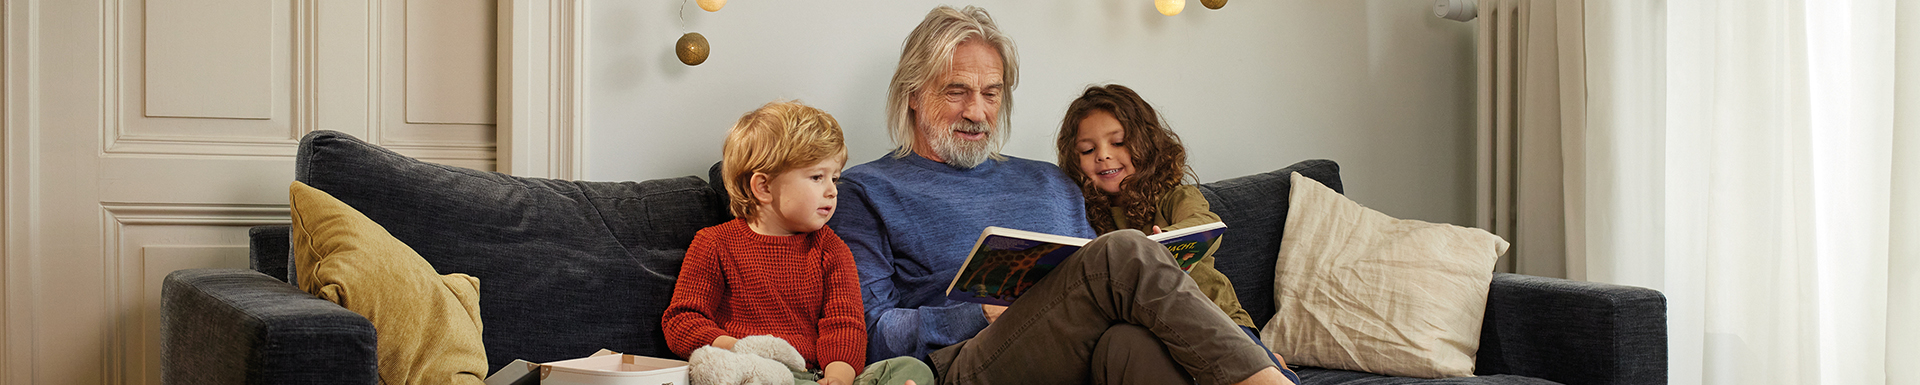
1054, 84, 1299, 383
663, 101, 932, 385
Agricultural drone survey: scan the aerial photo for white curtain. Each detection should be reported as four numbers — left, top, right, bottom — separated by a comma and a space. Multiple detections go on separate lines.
1472, 0, 1585, 278
1582, 0, 1917, 384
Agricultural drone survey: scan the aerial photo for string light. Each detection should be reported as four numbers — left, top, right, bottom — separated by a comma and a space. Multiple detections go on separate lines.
1155, 0, 1184, 16
677, 0, 713, 66
676, 32, 709, 66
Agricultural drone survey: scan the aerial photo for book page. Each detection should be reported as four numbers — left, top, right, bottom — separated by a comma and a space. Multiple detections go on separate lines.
1148, 221, 1228, 272
944, 227, 1088, 306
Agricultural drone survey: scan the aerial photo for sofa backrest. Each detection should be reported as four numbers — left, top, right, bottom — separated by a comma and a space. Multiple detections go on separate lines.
278, 129, 1341, 370
290, 130, 730, 371
1197, 159, 1342, 329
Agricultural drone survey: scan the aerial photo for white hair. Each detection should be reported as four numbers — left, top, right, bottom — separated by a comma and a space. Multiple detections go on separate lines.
884, 5, 1019, 160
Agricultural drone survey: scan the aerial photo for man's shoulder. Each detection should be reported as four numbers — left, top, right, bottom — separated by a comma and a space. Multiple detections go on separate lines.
840, 156, 904, 190
994, 155, 1068, 174
843, 153, 912, 175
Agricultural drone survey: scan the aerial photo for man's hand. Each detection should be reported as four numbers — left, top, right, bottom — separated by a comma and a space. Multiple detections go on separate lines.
982, 304, 1007, 323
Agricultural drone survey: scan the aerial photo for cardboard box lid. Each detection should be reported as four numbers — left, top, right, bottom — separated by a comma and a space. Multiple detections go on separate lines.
544, 351, 689, 377
484, 349, 689, 384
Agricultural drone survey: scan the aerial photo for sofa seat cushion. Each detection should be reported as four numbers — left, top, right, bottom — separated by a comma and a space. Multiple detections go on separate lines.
1297, 367, 1561, 385
293, 130, 730, 372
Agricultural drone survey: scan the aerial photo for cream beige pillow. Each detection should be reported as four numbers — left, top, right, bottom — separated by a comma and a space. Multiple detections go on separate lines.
290, 181, 488, 384
1259, 172, 1509, 378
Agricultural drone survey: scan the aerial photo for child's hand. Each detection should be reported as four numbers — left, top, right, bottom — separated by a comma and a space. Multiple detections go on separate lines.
821, 361, 856, 385
818, 375, 853, 385
1151, 225, 1163, 235
711, 335, 739, 350
982, 304, 1008, 323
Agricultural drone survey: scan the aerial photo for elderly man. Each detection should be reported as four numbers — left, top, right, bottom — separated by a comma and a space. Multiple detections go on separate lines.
827, 6, 1294, 385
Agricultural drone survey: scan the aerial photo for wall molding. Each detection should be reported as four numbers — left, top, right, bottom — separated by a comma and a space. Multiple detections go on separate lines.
102, 203, 291, 226
372, 0, 498, 170
498, 0, 583, 179
297, 0, 321, 145
1, 0, 16, 381
102, 0, 305, 158
101, 203, 288, 385
103, 137, 302, 158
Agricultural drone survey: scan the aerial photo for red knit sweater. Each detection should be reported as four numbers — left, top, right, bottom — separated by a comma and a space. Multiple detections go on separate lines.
662, 218, 867, 372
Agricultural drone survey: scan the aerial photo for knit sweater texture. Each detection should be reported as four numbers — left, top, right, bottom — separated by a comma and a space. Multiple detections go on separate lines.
661, 218, 867, 372
828, 152, 1095, 363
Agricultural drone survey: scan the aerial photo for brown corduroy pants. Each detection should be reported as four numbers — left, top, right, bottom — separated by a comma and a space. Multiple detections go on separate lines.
930, 230, 1275, 385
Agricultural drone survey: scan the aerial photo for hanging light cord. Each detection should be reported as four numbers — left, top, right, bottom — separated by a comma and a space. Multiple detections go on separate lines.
679, 0, 690, 31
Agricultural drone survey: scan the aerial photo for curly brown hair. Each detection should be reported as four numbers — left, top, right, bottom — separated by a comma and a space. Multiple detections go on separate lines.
1054, 84, 1195, 235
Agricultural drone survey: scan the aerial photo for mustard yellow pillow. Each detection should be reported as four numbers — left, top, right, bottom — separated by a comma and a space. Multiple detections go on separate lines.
290, 181, 487, 384
1259, 172, 1509, 378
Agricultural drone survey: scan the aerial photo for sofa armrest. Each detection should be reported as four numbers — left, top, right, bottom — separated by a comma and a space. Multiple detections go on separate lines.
162, 268, 378, 385
1475, 273, 1667, 385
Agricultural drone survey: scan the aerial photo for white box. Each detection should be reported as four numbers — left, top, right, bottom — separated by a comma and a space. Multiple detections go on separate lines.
535, 351, 689, 385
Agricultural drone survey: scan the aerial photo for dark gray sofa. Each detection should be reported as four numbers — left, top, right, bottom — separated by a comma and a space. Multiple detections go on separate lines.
160, 130, 1666, 384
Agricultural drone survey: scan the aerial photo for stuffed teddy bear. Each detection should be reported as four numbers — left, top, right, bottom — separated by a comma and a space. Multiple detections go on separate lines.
689, 335, 808, 385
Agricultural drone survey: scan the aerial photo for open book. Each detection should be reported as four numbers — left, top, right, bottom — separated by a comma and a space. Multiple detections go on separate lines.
943, 222, 1228, 306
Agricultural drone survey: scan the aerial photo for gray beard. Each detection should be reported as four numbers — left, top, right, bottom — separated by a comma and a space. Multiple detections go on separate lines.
930, 120, 996, 169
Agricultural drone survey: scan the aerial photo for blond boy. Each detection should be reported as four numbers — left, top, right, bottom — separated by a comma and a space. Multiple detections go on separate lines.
663, 101, 933, 385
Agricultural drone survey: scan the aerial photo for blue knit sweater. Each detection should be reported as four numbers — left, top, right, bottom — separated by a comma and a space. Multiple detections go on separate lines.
828, 152, 1095, 363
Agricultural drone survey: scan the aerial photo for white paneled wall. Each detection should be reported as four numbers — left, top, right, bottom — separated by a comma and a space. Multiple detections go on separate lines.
2, 0, 501, 383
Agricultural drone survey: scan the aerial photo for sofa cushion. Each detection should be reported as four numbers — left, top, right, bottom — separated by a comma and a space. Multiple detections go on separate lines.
293, 130, 730, 371
1197, 159, 1342, 329
709, 161, 732, 220
250, 225, 293, 282
288, 181, 488, 384
1263, 172, 1508, 378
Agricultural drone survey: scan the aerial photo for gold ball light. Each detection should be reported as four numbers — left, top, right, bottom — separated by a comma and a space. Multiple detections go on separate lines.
697, 0, 725, 12
1202, 0, 1227, 10
1155, 0, 1185, 16
676, 32, 709, 66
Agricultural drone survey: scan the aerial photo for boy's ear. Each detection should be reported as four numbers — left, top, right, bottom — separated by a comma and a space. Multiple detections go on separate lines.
750, 172, 774, 205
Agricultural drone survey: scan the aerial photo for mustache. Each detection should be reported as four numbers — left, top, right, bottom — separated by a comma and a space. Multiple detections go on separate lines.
950, 120, 992, 134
